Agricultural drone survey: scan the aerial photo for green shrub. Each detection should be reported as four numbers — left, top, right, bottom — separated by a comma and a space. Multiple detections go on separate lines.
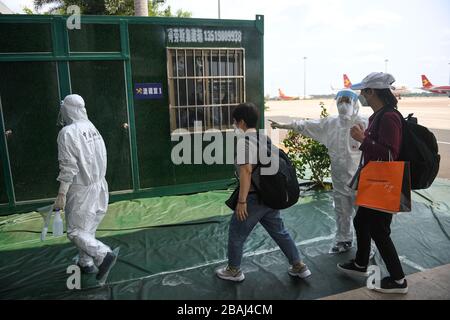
282, 102, 331, 189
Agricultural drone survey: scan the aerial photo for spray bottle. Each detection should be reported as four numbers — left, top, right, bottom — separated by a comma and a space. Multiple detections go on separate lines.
53, 209, 64, 237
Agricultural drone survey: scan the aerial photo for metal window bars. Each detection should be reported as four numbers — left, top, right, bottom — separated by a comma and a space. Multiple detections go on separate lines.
167, 47, 245, 132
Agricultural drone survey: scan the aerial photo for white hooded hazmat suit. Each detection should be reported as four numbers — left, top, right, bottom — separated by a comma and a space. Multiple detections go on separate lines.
56, 94, 111, 268
290, 90, 368, 247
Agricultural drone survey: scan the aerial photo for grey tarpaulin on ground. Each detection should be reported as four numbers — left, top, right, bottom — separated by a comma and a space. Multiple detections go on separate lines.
0, 180, 449, 299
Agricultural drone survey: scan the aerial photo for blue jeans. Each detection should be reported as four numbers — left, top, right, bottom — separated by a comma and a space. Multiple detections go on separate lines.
227, 193, 301, 268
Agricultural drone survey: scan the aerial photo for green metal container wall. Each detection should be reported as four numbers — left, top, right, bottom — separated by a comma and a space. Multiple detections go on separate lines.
0, 15, 264, 215
0, 61, 60, 201
128, 24, 263, 188
69, 60, 133, 192
0, 145, 7, 204
0, 22, 53, 53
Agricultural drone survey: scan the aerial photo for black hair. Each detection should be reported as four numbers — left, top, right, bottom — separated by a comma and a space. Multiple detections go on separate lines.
232, 102, 259, 128
373, 88, 398, 109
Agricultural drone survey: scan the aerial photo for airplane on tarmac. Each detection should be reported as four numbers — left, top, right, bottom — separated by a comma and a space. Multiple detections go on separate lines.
387, 83, 411, 99
331, 74, 352, 92
343, 74, 352, 88
278, 88, 299, 100
420, 75, 450, 97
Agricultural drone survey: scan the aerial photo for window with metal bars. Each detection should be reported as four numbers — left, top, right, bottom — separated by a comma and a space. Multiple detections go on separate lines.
167, 48, 245, 132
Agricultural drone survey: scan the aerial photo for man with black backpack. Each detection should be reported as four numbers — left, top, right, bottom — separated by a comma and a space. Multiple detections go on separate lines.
216, 103, 311, 282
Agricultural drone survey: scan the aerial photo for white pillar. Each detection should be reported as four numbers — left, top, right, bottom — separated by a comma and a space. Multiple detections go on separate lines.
303, 57, 307, 99
448, 62, 450, 85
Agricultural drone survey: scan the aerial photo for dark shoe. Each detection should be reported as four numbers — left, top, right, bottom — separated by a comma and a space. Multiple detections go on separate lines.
78, 263, 98, 274
373, 277, 408, 294
337, 259, 370, 277
96, 250, 119, 283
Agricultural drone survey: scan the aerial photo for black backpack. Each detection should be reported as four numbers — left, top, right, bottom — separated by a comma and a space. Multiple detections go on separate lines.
375, 107, 440, 190
251, 133, 300, 209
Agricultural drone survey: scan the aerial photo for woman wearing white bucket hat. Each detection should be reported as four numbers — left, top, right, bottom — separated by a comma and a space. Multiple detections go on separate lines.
337, 72, 408, 294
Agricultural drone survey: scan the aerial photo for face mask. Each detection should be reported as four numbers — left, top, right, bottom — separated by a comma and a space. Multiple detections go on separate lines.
233, 123, 242, 135
337, 102, 353, 118
358, 94, 369, 106
233, 123, 244, 136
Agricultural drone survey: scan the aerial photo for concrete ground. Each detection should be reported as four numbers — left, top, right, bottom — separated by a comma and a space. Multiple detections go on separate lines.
320, 263, 450, 300
265, 96, 450, 179
266, 96, 450, 300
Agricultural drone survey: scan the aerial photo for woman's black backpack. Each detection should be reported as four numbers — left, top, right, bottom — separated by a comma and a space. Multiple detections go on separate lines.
375, 107, 440, 189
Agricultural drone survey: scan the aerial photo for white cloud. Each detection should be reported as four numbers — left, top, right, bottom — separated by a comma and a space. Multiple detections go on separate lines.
2, 0, 33, 13
169, 0, 309, 20
418, 55, 449, 63
440, 40, 450, 47
353, 42, 385, 55
353, 10, 402, 29
302, 0, 345, 28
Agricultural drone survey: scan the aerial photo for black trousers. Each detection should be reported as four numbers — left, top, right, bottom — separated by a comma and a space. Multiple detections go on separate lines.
354, 206, 405, 280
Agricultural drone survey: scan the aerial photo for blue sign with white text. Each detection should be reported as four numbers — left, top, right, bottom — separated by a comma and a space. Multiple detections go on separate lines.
134, 83, 163, 100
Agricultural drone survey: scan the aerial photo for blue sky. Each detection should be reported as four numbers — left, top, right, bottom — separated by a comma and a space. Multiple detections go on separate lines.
4, 0, 450, 96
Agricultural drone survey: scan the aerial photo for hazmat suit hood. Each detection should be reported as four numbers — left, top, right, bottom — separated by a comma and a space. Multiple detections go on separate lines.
57, 94, 88, 126
335, 89, 360, 122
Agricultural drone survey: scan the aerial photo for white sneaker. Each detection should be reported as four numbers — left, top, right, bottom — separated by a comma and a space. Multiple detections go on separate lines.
215, 265, 245, 282
329, 241, 353, 254
288, 263, 312, 278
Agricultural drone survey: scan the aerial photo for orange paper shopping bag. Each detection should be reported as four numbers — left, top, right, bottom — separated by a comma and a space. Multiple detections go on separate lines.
356, 161, 411, 214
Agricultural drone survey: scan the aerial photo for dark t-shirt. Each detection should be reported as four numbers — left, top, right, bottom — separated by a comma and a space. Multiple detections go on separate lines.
359, 108, 403, 166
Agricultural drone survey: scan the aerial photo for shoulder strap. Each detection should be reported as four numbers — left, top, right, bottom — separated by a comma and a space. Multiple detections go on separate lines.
255, 131, 261, 169
254, 131, 272, 168
371, 105, 401, 133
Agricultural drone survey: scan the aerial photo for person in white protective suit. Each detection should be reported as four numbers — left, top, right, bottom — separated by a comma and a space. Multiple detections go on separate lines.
270, 89, 369, 254
54, 94, 118, 282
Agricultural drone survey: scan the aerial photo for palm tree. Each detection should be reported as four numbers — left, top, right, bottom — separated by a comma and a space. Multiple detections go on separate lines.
134, 0, 147, 16
33, 0, 192, 17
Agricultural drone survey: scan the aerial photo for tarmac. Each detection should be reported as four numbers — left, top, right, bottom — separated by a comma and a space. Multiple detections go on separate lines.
320, 263, 450, 300
267, 96, 450, 300
266, 96, 450, 179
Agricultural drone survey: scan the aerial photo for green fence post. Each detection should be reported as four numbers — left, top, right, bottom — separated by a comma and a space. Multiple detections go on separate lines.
120, 20, 140, 192
0, 97, 15, 207
52, 16, 71, 98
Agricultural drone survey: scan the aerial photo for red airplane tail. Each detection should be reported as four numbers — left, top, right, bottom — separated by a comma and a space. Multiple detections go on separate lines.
421, 75, 433, 88
278, 88, 286, 97
343, 74, 352, 88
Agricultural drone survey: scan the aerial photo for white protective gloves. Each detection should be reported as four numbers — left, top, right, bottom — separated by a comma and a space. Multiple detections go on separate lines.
269, 120, 295, 130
